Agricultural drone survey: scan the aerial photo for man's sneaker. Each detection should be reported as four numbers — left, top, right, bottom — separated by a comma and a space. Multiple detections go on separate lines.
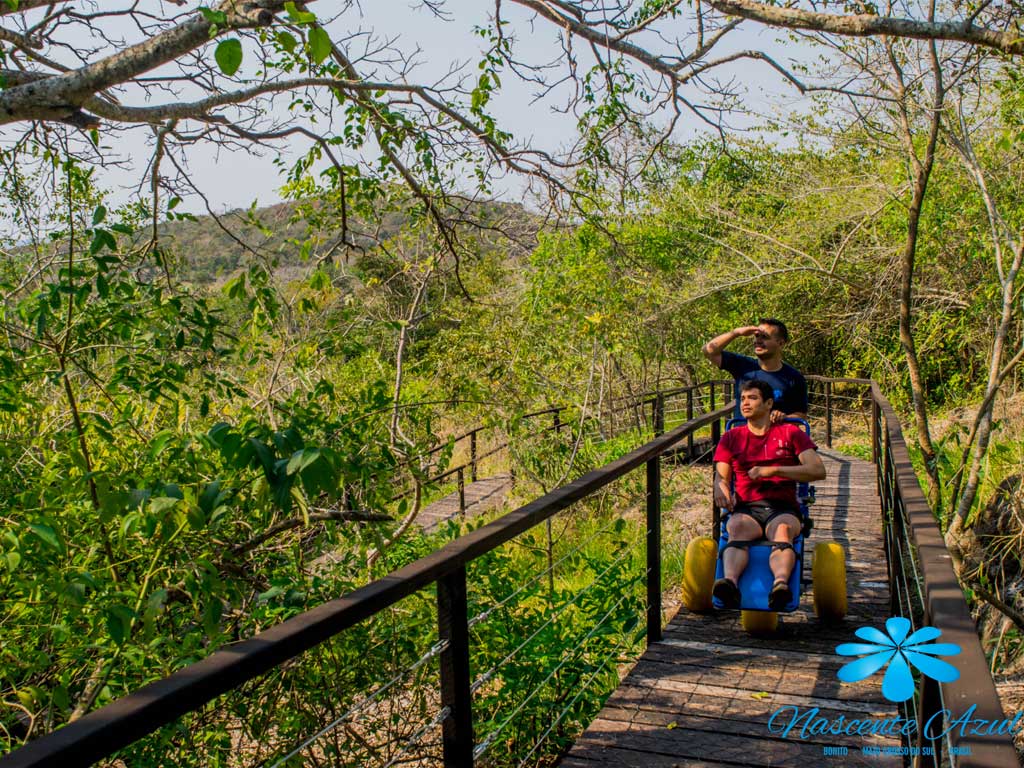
769, 578, 793, 610
712, 577, 741, 608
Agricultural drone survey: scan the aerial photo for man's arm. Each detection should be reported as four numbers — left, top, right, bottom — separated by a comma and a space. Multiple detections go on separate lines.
703, 325, 759, 368
748, 449, 826, 482
714, 461, 735, 511
771, 410, 809, 424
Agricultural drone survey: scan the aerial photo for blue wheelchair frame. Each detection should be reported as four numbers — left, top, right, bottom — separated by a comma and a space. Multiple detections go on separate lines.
712, 418, 816, 613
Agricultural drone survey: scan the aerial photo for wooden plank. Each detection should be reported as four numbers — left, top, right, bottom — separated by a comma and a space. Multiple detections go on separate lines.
621, 657, 891, 706
596, 703, 900, 748
561, 744, 739, 767
605, 683, 897, 727
572, 716, 900, 767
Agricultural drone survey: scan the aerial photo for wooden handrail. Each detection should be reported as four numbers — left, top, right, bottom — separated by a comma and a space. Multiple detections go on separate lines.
870, 383, 1018, 767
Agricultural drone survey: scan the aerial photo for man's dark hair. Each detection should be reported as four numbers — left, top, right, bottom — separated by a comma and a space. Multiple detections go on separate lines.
740, 379, 775, 404
759, 317, 789, 342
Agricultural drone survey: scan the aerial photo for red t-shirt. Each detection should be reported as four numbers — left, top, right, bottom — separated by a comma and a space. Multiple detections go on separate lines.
712, 422, 817, 506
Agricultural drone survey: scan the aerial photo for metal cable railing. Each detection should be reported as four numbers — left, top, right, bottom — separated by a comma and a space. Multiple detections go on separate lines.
468, 539, 641, 696
466, 519, 623, 631
472, 587, 638, 761
380, 706, 451, 768
513, 628, 635, 768
266, 637, 450, 767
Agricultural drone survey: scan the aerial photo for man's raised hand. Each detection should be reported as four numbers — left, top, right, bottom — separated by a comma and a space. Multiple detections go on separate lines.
748, 466, 777, 480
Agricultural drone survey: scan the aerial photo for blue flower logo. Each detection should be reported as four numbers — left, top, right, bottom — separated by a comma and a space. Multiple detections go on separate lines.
836, 617, 961, 702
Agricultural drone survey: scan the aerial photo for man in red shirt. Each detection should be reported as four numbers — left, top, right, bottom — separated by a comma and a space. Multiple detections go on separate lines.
711, 380, 826, 610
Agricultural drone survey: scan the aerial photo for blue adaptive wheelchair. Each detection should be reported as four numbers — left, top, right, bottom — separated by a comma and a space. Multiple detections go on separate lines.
681, 418, 847, 633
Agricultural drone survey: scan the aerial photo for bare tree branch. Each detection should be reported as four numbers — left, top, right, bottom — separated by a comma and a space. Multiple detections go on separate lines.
705, 0, 1024, 54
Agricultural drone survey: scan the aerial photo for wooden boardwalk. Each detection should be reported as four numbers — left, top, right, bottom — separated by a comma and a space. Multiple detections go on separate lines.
418, 473, 513, 532
563, 449, 904, 767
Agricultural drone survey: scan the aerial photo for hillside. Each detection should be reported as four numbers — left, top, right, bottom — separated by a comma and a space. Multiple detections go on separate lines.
159, 198, 537, 285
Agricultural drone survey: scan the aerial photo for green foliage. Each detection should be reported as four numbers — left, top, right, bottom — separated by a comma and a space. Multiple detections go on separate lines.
214, 39, 243, 76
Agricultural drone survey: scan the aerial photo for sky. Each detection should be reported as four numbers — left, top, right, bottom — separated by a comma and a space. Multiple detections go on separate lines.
59, 1, 820, 214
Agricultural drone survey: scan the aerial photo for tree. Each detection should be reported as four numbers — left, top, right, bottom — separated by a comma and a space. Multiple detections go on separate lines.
0, 1, 1019, 231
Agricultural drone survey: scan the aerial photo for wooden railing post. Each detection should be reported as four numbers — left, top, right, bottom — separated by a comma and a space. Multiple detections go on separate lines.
646, 450, 662, 645
710, 383, 720, 445
686, 388, 694, 457
438, 566, 474, 768
871, 398, 880, 496
825, 380, 833, 448
457, 467, 466, 514
653, 394, 664, 437
914, 676, 941, 768
470, 430, 478, 482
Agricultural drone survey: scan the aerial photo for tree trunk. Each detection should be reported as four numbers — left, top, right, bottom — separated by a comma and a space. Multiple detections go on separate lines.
891, 34, 944, 513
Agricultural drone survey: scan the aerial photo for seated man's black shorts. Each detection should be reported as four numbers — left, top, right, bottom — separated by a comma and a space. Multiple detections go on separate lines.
729, 500, 799, 535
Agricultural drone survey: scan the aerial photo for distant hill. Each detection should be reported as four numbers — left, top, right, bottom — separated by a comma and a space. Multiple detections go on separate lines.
158, 199, 537, 285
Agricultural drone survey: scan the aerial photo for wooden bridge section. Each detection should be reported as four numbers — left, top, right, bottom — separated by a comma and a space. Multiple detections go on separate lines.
4, 379, 1019, 768
563, 449, 904, 767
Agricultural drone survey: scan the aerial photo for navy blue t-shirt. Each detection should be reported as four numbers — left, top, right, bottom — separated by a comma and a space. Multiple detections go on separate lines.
720, 351, 808, 418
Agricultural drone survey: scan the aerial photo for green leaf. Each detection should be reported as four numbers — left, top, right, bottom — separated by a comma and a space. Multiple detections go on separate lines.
215, 38, 243, 76
187, 504, 207, 531
258, 586, 285, 602
198, 6, 227, 25
167, 195, 182, 210
284, 1, 316, 23
149, 496, 180, 515
286, 448, 321, 476
105, 605, 135, 645
308, 27, 331, 64
203, 599, 223, 636
89, 229, 116, 255
309, 268, 331, 290
91, 205, 106, 225
3, 1, 18, 11
198, 480, 225, 514
277, 30, 298, 54
28, 523, 60, 551
149, 429, 175, 458
5, 550, 20, 572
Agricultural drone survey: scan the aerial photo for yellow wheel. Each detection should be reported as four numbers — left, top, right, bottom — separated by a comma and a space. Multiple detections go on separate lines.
741, 610, 778, 633
681, 536, 718, 612
813, 541, 848, 621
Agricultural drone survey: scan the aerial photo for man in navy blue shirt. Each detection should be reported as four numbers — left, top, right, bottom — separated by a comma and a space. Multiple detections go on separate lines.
703, 318, 808, 423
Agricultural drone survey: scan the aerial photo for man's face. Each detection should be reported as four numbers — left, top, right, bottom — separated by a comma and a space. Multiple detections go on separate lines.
739, 388, 772, 419
752, 323, 784, 359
